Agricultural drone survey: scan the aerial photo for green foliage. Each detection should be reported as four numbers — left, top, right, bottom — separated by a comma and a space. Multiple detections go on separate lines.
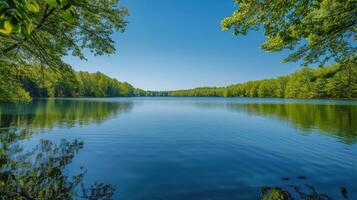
1, 60, 354, 102
285, 67, 316, 98
0, 63, 141, 101
14, 64, 78, 98
222, 0, 357, 65
0, 62, 31, 102
149, 60, 357, 99
168, 87, 226, 97
76, 71, 136, 97
0, 0, 129, 102
0, 0, 128, 69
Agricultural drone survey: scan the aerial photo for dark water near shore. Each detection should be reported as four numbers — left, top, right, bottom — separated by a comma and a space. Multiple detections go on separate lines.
1, 97, 357, 199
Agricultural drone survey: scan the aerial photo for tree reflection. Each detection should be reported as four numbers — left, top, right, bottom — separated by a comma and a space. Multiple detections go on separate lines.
227, 103, 357, 143
0, 99, 131, 199
0, 99, 132, 130
0, 129, 115, 199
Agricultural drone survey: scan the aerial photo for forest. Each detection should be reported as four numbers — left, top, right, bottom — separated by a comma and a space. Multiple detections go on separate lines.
0, 64, 145, 102
147, 60, 357, 99
1, 58, 356, 102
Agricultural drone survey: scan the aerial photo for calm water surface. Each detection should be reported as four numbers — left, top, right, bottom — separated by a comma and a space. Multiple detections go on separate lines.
1, 97, 357, 199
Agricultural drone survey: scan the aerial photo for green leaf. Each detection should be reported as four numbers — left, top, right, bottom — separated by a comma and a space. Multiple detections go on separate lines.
0, 21, 13, 34
26, 1, 40, 13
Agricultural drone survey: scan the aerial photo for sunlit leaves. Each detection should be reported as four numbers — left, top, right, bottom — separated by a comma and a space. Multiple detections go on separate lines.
26, 1, 40, 12
76, 71, 136, 97
0, 0, 79, 37
0, 21, 13, 34
63, 5, 77, 22
261, 34, 284, 52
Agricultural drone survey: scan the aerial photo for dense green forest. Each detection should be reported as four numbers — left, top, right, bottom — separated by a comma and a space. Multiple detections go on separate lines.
1, 59, 356, 102
148, 60, 356, 99
0, 64, 145, 102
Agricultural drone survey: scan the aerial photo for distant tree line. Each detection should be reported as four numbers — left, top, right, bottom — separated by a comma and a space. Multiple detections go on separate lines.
0, 58, 355, 102
147, 60, 357, 99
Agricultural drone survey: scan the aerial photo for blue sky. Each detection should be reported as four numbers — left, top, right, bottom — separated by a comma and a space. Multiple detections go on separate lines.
64, 0, 301, 91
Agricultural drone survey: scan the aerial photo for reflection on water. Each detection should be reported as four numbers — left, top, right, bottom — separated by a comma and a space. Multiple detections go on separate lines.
227, 103, 357, 143
0, 99, 132, 199
0, 98, 356, 199
0, 98, 132, 130
0, 129, 115, 199
194, 101, 357, 143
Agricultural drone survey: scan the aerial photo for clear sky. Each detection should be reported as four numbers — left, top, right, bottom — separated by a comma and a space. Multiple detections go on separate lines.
64, 0, 302, 91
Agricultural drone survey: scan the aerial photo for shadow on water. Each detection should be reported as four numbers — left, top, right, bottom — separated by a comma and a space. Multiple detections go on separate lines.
0, 128, 115, 199
195, 101, 357, 143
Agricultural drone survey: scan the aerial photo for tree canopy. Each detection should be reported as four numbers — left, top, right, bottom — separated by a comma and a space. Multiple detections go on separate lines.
0, 0, 128, 102
222, 0, 357, 66
0, 0, 128, 69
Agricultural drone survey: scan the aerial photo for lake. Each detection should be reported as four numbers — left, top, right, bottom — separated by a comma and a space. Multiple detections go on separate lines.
1, 97, 356, 199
